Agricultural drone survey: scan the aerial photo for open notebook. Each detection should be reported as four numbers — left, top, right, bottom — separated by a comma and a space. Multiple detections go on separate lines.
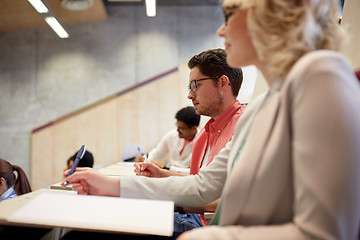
6, 191, 174, 236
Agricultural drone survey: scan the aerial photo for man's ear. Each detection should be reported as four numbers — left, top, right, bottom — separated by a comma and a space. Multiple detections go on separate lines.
218, 75, 230, 89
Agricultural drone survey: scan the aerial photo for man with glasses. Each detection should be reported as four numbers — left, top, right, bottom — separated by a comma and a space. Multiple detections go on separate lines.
136, 48, 245, 178
134, 106, 200, 174
134, 48, 246, 235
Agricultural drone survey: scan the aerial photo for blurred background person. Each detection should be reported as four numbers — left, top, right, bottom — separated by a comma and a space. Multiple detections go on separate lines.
0, 158, 32, 201
135, 106, 200, 174
65, 150, 94, 172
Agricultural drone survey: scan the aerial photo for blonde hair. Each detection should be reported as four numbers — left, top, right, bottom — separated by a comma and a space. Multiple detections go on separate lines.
224, 0, 343, 79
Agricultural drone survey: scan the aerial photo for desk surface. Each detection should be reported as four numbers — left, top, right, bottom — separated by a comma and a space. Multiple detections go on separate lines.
1, 177, 174, 237
0, 189, 75, 225
98, 161, 136, 177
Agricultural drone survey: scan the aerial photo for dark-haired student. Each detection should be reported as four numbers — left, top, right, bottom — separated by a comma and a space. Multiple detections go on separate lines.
0, 158, 31, 201
65, 150, 94, 172
134, 106, 200, 174
0, 158, 52, 240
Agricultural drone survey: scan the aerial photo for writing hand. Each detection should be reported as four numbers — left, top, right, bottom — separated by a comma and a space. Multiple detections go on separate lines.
134, 162, 167, 178
63, 167, 120, 197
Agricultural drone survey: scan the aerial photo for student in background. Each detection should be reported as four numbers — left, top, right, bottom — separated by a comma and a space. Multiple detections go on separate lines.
0, 158, 52, 240
0, 158, 32, 201
134, 106, 200, 174
65, 150, 94, 172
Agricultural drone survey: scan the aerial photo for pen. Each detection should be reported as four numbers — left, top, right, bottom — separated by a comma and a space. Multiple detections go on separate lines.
143, 152, 149, 163
140, 153, 149, 174
64, 145, 86, 186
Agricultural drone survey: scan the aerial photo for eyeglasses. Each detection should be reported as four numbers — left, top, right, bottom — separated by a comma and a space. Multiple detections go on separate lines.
177, 126, 190, 132
176, 124, 191, 132
188, 76, 221, 93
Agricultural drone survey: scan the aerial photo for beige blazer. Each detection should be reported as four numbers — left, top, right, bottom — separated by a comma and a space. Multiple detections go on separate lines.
121, 50, 360, 239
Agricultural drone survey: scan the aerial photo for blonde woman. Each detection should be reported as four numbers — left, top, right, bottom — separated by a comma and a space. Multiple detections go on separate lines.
178, 0, 360, 239
65, 0, 360, 239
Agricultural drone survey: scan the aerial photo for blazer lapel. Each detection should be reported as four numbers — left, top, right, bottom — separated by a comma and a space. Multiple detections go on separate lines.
220, 89, 282, 225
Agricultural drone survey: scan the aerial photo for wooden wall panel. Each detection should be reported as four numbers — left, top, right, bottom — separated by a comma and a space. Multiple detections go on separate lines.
116, 92, 140, 161
137, 81, 161, 152
52, 117, 77, 184
93, 98, 119, 167
31, 127, 53, 190
31, 67, 198, 190
157, 71, 181, 137
74, 109, 97, 166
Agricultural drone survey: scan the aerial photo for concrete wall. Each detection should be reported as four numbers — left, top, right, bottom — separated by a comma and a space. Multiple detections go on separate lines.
0, 5, 224, 178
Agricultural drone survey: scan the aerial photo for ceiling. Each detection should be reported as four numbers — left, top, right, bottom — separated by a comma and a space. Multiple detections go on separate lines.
0, 0, 221, 33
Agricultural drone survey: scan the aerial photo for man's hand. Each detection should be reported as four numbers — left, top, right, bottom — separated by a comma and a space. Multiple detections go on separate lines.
134, 162, 168, 178
63, 167, 120, 197
177, 231, 191, 240
134, 154, 145, 162
182, 199, 220, 214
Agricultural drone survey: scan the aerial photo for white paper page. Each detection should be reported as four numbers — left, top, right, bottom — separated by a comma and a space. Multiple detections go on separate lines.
122, 142, 144, 161
8, 192, 174, 236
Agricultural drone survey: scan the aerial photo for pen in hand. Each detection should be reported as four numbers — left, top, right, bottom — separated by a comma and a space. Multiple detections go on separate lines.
141, 153, 149, 174
143, 153, 149, 163
63, 145, 86, 186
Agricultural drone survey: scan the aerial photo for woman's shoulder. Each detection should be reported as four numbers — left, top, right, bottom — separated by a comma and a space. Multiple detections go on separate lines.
286, 50, 353, 83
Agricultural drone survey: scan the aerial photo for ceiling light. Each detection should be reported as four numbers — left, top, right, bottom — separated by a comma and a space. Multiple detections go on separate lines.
145, 0, 156, 17
45, 17, 69, 38
27, 0, 49, 13
61, 0, 94, 11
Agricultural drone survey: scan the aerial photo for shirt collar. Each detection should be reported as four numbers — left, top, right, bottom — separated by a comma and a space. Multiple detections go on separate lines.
205, 101, 243, 133
0, 187, 16, 201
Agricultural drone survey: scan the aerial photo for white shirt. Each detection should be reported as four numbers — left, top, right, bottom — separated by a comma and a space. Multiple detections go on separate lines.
147, 128, 198, 169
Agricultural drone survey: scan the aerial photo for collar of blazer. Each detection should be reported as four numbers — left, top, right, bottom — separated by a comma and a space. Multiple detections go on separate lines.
220, 79, 283, 225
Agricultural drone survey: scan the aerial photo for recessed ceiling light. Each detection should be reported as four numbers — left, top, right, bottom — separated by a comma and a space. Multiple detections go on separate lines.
61, 0, 94, 11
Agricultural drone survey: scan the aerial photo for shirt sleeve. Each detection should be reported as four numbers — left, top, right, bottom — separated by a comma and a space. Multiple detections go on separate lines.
146, 130, 173, 162
120, 135, 234, 206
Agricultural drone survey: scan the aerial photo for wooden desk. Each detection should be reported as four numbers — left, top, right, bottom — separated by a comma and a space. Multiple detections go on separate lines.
98, 161, 136, 177
0, 188, 174, 237
0, 189, 75, 227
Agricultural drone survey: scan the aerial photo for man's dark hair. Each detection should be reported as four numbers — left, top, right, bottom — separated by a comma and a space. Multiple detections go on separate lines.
175, 106, 200, 127
188, 48, 243, 97
68, 150, 94, 168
